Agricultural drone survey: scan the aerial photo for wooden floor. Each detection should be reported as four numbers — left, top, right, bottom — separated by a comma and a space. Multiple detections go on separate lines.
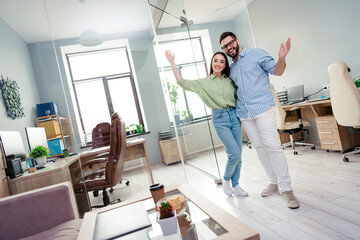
88, 143, 360, 240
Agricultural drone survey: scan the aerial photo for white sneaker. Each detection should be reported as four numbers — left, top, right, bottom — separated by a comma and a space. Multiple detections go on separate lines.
233, 185, 249, 197
222, 179, 232, 196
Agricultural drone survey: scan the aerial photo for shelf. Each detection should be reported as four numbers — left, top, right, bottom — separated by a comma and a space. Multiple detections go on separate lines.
36, 114, 73, 155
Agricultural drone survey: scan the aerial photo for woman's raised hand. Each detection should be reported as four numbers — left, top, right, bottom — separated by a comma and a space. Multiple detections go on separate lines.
165, 50, 175, 63
164, 50, 181, 81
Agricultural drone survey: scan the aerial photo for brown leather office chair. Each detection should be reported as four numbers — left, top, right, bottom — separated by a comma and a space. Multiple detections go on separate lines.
328, 62, 360, 162
74, 113, 127, 207
270, 84, 315, 155
92, 122, 111, 149
90, 120, 130, 190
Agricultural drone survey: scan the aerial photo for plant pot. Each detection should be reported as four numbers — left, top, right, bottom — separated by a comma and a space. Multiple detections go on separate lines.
156, 211, 178, 236
174, 115, 180, 125
35, 156, 47, 166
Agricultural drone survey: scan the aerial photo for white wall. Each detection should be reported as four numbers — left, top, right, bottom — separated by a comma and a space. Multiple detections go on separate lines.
247, 0, 360, 94
246, 0, 360, 140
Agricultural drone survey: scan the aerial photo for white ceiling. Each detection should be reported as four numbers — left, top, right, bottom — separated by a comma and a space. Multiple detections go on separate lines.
0, 0, 250, 44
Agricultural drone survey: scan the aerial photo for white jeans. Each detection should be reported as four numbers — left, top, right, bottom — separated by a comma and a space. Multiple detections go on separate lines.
241, 107, 292, 193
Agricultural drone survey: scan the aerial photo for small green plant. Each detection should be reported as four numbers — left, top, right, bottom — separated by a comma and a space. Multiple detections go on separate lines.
162, 77, 178, 112
29, 145, 50, 158
354, 76, 360, 88
136, 124, 143, 133
159, 201, 174, 219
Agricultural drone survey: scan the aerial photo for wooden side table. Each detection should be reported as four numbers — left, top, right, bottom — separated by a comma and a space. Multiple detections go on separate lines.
159, 138, 180, 165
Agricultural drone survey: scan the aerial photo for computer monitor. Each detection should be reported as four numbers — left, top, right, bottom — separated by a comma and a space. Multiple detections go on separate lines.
287, 85, 304, 103
25, 127, 49, 152
0, 131, 28, 159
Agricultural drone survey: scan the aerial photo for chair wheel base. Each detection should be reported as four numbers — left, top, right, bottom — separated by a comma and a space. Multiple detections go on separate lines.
311, 146, 316, 150
294, 151, 298, 155
343, 157, 349, 162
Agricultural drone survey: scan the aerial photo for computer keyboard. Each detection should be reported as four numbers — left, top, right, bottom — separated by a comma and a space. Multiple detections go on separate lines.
287, 100, 305, 105
35, 160, 55, 170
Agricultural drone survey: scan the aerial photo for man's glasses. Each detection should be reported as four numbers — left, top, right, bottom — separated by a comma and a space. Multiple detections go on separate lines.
221, 39, 236, 51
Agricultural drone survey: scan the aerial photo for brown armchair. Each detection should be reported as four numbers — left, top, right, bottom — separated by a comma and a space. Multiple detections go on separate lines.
74, 113, 127, 207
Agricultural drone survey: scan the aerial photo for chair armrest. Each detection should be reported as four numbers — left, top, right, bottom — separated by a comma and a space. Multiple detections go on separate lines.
289, 106, 300, 111
93, 152, 109, 159
75, 158, 107, 177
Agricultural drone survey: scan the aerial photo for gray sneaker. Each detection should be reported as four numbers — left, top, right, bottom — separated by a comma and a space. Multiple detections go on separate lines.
282, 191, 300, 209
261, 184, 278, 197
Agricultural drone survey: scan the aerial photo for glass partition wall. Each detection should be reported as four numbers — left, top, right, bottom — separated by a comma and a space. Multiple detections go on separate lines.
148, 0, 222, 180
0, 0, 188, 213
148, 0, 256, 180
0, 0, 254, 214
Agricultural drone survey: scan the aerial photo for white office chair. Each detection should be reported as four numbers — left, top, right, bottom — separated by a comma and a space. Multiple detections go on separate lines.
270, 84, 315, 155
328, 61, 360, 162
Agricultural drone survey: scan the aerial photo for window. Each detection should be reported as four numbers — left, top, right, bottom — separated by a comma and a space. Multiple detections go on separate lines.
154, 38, 211, 121
66, 47, 143, 144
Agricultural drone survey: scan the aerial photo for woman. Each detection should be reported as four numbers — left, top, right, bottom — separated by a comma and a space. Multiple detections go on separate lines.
165, 50, 247, 197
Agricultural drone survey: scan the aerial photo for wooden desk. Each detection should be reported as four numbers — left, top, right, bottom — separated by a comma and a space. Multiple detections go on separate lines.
8, 155, 91, 216
80, 138, 154, 184
9, 155, 80, 194
282, 99, 360, 151
282, 99, 332, 119
78, 184, 259, 240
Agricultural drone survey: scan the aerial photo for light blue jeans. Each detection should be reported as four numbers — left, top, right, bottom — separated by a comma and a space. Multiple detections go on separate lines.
212, 106, 243, 188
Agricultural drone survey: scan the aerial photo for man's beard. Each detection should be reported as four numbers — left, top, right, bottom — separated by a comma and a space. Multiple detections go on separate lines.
226, 44, 239, 59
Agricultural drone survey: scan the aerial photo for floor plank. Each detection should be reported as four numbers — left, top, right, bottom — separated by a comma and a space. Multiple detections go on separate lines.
85, 143, 360, 240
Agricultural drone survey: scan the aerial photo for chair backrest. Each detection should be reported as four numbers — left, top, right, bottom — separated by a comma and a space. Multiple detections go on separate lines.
270, 84, 287, 130
106, 112, 127, 187
328, 62, 360, 128
92, 122, 111, 149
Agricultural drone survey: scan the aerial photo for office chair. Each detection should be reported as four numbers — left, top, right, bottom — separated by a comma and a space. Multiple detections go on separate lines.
270, 84, 316, 155
90, 121, 130, 198
73, 113, 127, 207
92, 122, 111, 149
328, 62, 360, 162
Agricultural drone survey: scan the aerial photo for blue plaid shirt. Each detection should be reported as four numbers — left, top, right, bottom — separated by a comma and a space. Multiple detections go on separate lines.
230, 47, 277, 119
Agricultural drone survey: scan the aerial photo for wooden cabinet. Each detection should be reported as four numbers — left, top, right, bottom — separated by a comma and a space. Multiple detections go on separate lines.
36, 114, 73, 156
159, 138, 181, 165
0, 143, 10, 198
316, 115, 360, 151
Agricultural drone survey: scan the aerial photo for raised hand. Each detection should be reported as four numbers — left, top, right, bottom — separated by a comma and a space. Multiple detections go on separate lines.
164, 50, 181, 81
278, 37, 291, 59
165, 50, 175, 64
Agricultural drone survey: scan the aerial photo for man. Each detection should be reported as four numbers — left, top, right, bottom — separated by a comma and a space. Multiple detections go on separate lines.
219, 31, 299, 209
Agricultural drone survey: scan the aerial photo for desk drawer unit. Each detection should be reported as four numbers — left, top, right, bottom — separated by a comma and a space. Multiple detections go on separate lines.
316, 116, 342, 150
316, 116, 338, 129
159, 138, 180, 165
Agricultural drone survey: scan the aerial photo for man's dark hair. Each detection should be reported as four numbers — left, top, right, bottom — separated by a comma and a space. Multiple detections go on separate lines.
219, 32, 237, 44
209, 52, 230, 77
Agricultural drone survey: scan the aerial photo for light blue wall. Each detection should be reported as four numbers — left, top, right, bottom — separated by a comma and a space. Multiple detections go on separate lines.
233, 7, 256, 49
0, 18, 40, 151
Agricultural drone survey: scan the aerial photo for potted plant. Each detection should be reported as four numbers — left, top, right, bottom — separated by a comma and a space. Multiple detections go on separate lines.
29, 145, 50, 166
136, 124, 143, 133
156, 201, 178, 236
162, 78, 180, 125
